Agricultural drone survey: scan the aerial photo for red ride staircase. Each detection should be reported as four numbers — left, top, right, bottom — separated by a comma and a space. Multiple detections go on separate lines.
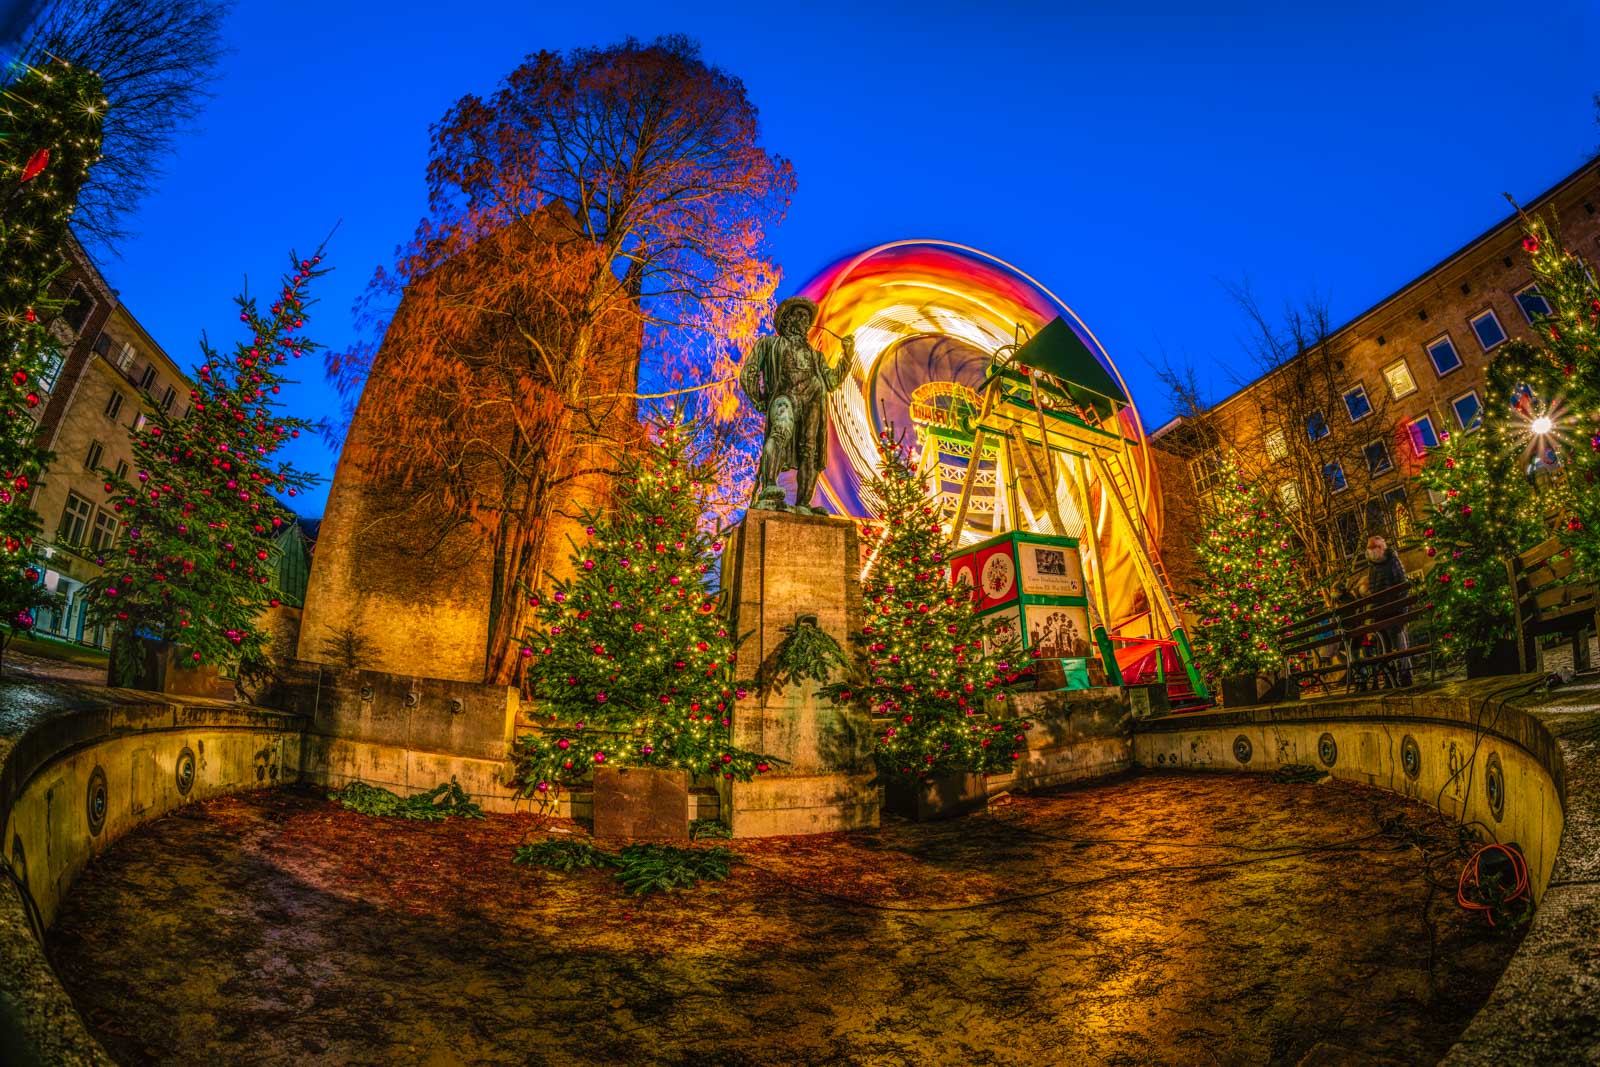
1114, 637, 1213, 713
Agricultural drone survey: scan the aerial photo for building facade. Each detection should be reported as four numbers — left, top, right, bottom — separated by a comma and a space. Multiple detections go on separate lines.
1155, 158, 1600, 595
25, 240, 193, 647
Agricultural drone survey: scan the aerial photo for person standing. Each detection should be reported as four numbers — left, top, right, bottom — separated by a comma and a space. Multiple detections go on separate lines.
1365, 535, 1412, 686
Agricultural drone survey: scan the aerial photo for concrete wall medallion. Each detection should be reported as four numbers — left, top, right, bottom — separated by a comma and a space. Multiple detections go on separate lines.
1400, 735, 1421, 780
1233, 735, 1252, 764
175, 747, 197, 796
1318, 732, 1338, 768
1486, 752, 1505, 822
86, 765, 108, 836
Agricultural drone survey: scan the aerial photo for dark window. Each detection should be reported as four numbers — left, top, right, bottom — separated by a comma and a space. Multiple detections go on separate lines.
1307, 411, 1330, 441
1426, 336, 1462, 376
137, 364, 156, 390
1408, 415, 1440, 454
58, 493, 92, 546
1363, 439, 1392, 476
103, 390, 124, 420
160, 385, 177, 412
1516, 284, 1552, 322
61, 284, 93, 333
1323, 460, 1347, 492
1470, 310, 1506, 350
1188, 451, 1226, 494
1452, 392, 1483, 431
1343, 386, 1372, 422
37, 345, 62, 392
89, 510, 118, 553
93, 331, 114, 357
85, 440, 103, 470
1336, 510, 1364, 557
113, 459, 128, 481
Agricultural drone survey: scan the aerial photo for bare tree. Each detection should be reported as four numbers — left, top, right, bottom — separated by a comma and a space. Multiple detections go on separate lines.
7, 0, 231, 251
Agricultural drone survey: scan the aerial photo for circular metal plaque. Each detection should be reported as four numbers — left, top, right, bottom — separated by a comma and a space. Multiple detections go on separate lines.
1318, 733, 1338, 768
1486, 752, 1506, 822
1233, 735, 1253, 765
86, 765, 108, 836
175, 746, 196, 796
1400, 735, 1422, 781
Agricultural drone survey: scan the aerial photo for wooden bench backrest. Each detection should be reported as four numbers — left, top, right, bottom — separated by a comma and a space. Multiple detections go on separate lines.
1511, 536, 1599, 621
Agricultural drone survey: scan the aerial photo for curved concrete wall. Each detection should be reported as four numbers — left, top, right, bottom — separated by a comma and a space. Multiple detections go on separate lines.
1133, 692, 1565, 900
0, 697, 305, 1065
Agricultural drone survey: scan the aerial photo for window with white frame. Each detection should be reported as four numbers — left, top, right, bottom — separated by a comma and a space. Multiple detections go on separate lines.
1343, 385, 1372, 422
1469, 309, 1506, 351
89, 510, 118, 553
1382, 358, 1417, 399
1425, 335, 1463, 376
113, 459, 128, 481
84, 440, 103, 471
1451, 390, 1483, 431
103, 390, 124, 421
1189, 450, 1227, 494
1264, 428, 1288, 463
1307, 411, 1330, 441
1323, 460, 1348, 493
1408, 414, 1440, 455
58, 493, 92, 546
1279, 481, 1301, 510
1363, 439, 1392, 476
1515, 284, 1553, 323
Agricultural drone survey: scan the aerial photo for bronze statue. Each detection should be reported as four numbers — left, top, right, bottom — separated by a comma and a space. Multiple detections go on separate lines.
738, 296, 853, 514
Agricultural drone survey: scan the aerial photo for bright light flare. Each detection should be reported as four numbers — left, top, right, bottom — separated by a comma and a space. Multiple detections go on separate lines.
1531, 415, 1554, 436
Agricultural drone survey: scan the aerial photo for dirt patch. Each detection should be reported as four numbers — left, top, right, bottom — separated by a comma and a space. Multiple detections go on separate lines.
47, 773, 1522, 1065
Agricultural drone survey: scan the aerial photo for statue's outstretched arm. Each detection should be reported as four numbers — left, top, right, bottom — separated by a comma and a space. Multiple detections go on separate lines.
826, 334, 856, 391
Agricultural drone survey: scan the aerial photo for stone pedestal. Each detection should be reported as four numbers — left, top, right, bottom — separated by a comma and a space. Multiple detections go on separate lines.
592, 767, 689, 840
717, 510, 879, 837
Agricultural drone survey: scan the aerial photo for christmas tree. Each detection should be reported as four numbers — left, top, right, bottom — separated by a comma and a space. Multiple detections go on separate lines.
823, 431, 1028, 780
1188, 463, 1301, 683
84, 252, 323, 679
511, 424, 776, 798
0, 59, 104, 654
1414, 428, 1540, 659
1484, 209, 1600, 572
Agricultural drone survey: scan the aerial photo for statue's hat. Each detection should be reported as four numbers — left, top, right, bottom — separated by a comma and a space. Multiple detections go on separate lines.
774, 296, 819, 329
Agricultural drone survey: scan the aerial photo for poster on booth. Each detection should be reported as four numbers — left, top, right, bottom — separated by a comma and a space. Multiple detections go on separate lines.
975, 543, 1018, 609
949, 553, 978, 599
1017, 540, 1084, 598
1024, 603, 1093, 659
981, 605, 1022, 659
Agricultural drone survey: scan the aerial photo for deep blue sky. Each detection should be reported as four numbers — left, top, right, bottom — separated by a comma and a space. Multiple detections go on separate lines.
83, 0, 1597, 518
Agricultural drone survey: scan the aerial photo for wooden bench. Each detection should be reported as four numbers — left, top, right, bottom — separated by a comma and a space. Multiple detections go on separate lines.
1507, 536, 1599, 674
1280, 581, 1436, 696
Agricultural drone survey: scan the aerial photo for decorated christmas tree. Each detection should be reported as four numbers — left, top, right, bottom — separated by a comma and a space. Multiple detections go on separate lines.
84, 252, 323, 680
511, 424, 776, 798
823, 431, 1028, 780
1414, 428, 1540, 659
1188, 463, 1301, 683
1483, 208, 1600, 572
0, 59, 104, 654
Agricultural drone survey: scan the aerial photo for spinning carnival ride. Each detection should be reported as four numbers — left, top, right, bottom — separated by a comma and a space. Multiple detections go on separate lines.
795, 241, 1206, 699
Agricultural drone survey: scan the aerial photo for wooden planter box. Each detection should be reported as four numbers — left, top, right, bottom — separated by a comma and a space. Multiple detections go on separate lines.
883, 772, 987, 822
591, 766, 689, 840
1467, 638, 1521, 679
1219, 673, 1284, 708
107, 634, 220, 697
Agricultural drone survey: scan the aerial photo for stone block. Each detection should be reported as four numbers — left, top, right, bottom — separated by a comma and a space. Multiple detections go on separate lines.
883, 773, 987, 821
718, 772, 880, 838
592, 767, 689, 840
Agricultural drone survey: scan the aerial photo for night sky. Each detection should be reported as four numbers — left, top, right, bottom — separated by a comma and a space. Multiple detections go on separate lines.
54, 0, 1600, 517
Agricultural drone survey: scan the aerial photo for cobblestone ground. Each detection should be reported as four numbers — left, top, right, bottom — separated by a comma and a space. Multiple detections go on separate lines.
47, 773, 1522, 1067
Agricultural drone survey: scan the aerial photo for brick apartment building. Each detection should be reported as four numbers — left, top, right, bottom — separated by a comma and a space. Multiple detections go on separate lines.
24, 237, 193, 648
1154, 157, 1600, 597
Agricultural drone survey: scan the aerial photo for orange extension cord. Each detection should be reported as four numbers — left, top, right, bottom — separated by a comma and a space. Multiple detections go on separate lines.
1457, 843, 1530, 926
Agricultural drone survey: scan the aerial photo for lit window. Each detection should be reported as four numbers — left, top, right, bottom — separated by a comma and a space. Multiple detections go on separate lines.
132, 413, 147, 433
1382, 359, 1417, 400
1470, 309, 1506, 351
1385, 487, 1411, 537
1307, 411, 1330, 441
37, 345, 62, 393
89, 511, 118, 553
1408, 414, 1440, 454
1452, 391, 1482, 431
1426, 336, 1462, 376
58, 493, 92, 546
103, 391, 124, 420
1363, 439, 1392, 476
1323, 460, 1347, 492
1515, 284, 1552, 323
1264, 429, 1288, 463
1343, 385, 1372, 422
1279, 481, 1301, 510
85, 440, 103, 471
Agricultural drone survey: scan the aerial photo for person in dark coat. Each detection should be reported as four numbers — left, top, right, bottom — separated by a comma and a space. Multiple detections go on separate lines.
1365, 535, 1412, 686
